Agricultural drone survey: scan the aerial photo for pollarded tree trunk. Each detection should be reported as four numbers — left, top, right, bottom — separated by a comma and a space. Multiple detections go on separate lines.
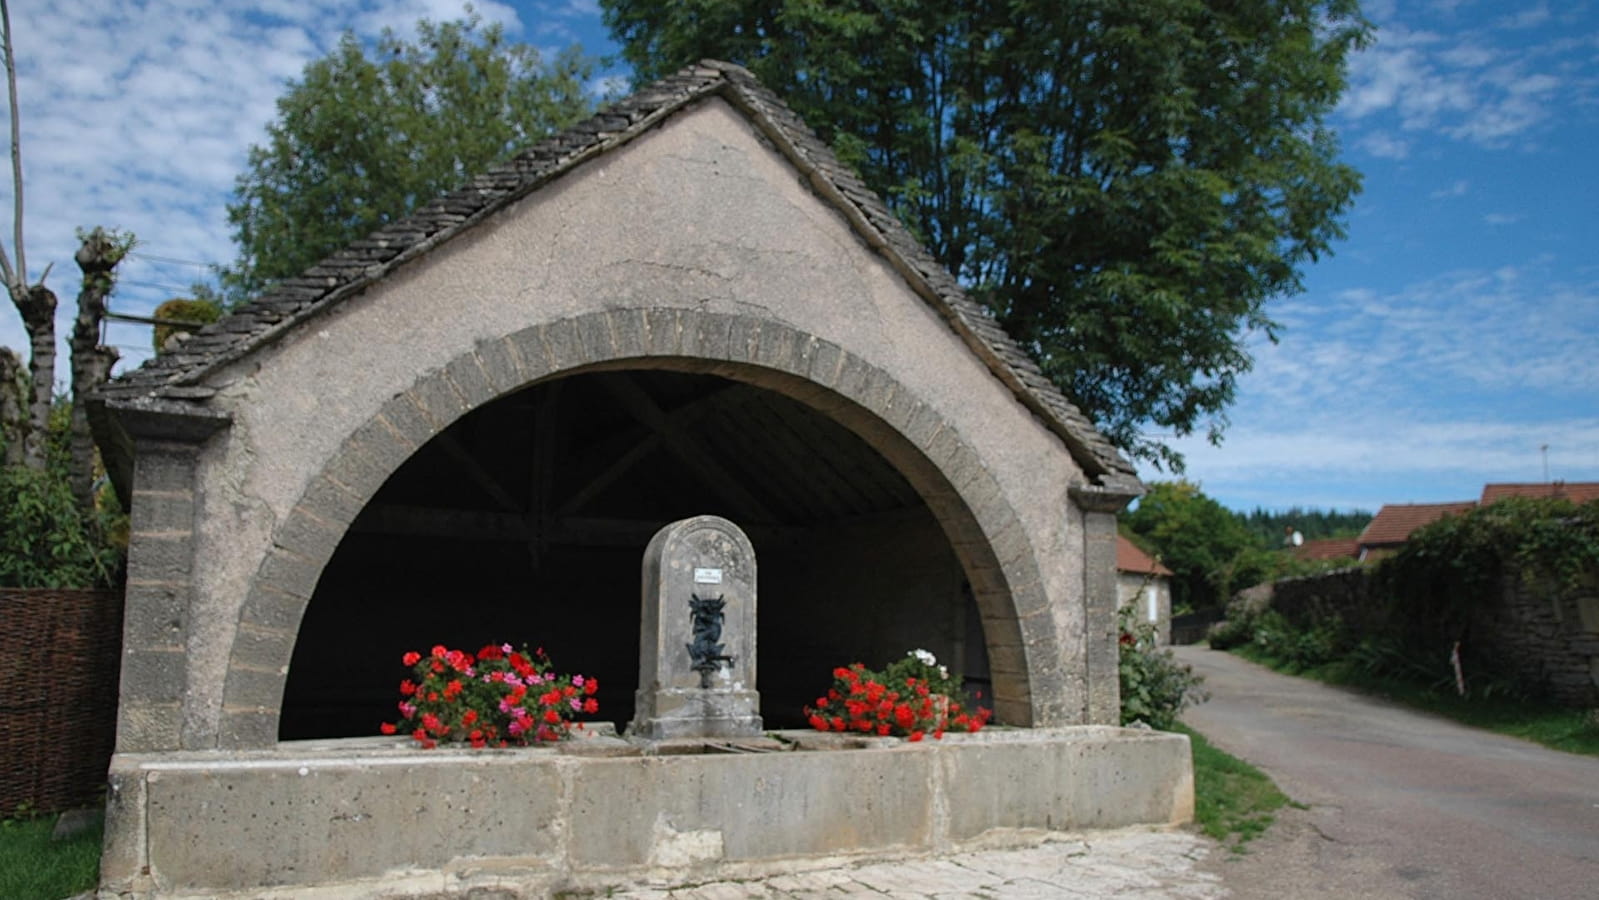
0, 344, 25, 466
14, 280, 55, 469
68, 227, 124, 510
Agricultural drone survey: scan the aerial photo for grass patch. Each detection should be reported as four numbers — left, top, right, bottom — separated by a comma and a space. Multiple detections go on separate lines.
1231, 646, 1599, 757
0, 814, 102, 900
1176, 723, 1294, 853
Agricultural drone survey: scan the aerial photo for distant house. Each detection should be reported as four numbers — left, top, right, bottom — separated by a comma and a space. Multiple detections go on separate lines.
1355, 502, 1477, 562
1353, 483, 1599, 563
1292, 536, 1361, 564
1481, 482, 1599, 505
1117, 535, 1174, 644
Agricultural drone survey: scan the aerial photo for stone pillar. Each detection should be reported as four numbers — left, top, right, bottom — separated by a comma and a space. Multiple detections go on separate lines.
97, 398, 231, 753
629, 515, 762, 739
1071, 484, 1140, 726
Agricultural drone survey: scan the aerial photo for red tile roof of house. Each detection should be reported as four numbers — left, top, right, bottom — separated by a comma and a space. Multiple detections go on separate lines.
1358, 502, 1478, 547
1480, 482, 1599, 505
1117, 536, 1173, 576
1292, 537, 1361, 562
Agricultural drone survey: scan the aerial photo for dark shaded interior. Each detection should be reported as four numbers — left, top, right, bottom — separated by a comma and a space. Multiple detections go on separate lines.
281, 369, 990, 740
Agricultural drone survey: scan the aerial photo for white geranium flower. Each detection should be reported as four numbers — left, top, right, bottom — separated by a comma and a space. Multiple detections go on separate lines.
909, 648, 938, 667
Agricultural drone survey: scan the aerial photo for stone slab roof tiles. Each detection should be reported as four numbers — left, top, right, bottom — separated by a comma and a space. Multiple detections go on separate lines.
94, 60, 1138, 494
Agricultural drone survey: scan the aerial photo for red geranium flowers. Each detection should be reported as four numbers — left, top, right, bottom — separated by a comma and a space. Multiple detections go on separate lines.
382, 643, 598, 748
805, 651, 992, 740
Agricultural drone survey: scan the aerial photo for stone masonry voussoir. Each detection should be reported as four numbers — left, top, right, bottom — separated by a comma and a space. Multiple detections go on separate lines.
753, 321, 800, 374
444, 352, 498, 411
299, 474, 367, 531
229, 622, 296, 673
273, 506, 346, 563
724, 316, 762, 365
691, 310, 735, 361
832, 353, 872, 402
241, 582, 307, 636
408, 369, 471, 431
326, 415, 420, 500
474, 336, 529, 395
222, 663, 289, 712
256, 547, 323, 603
804, 339, 846, 390
216, 709, 278, 749
675, 308, 709, 358
640, 307, 685, 357
607, 307, 650, 360
577, 312, 617, 365
502, 325, 555, 382
540, 318, 590, 374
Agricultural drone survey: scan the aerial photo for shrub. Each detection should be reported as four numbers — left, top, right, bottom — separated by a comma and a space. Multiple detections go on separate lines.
1120, 608, 1207, 730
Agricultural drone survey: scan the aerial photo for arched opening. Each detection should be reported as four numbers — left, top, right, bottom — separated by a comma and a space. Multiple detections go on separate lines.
280, 367, 991, 739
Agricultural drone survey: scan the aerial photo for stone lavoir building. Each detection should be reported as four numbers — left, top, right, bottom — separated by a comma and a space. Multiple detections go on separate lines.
88, 62, 1190, 897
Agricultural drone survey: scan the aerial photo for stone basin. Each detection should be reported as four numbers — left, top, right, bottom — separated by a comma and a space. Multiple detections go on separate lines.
100, 726, 1193, 898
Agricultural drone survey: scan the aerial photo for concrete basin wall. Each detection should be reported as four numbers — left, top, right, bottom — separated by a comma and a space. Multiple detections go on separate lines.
100, 727, 1192, 898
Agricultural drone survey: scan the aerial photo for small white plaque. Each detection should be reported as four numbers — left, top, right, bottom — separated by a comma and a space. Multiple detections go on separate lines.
693, 567, 723, 584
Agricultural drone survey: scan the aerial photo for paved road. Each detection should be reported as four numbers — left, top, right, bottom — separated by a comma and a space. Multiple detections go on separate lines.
1175, 645, 1599, 900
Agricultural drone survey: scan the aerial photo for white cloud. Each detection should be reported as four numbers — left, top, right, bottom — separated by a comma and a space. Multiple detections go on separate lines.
0, 0, 538, 380
1482, 212, 1523, 225
1338, 17, 1583, 152
1358, 130, 1411, 158
1152, 416, 1599, 510
1429, 179, 1470, 198
1501, 3, 1552, 30
1242, 259, 1599, 422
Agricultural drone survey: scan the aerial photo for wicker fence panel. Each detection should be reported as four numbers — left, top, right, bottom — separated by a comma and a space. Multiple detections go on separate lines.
0, 588, 124, 817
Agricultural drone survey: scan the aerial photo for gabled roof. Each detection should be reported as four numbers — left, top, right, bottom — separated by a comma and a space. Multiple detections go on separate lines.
1357, 502, 1477, 547
1292, 536, 1360, 562
94, 60, 1137, 494
1481, 482, 1599, 505
1116, 535, 1172, 577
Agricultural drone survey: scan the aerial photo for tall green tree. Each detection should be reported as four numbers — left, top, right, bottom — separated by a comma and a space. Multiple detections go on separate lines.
1123, 480, 1259, 611
603, 0, 1370, 467
223, 16, 595, 301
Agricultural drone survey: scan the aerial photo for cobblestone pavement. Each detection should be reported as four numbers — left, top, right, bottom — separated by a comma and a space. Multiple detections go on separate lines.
606, 829, 1225, 899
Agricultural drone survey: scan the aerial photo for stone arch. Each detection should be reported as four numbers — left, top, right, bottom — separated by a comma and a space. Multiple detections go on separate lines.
217, 308, 1066, 748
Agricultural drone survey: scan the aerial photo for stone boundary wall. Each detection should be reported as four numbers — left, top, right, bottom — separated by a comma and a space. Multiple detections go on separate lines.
1469, 575, 1599, 707
1266, 567, 1389, 636
1250, 567, 1599, 707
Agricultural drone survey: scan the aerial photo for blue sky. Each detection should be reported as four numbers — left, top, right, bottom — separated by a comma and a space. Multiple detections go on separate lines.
0, 0, 1594, 513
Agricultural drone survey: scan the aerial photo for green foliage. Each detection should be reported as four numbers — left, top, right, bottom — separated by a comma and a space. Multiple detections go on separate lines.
1124, 480, 1259, 611
0, 403, 124, 589
1176, 724, 1294, 852
1246, 610, 1350, 671
223, 15, 595, 301
1118, 607, 1206, 730
151, 296, 222, 352
603, 0, 1371, 467
1373, 497, 1599, 686
1240, 506, 1372, 546
0, 814, 103, 899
